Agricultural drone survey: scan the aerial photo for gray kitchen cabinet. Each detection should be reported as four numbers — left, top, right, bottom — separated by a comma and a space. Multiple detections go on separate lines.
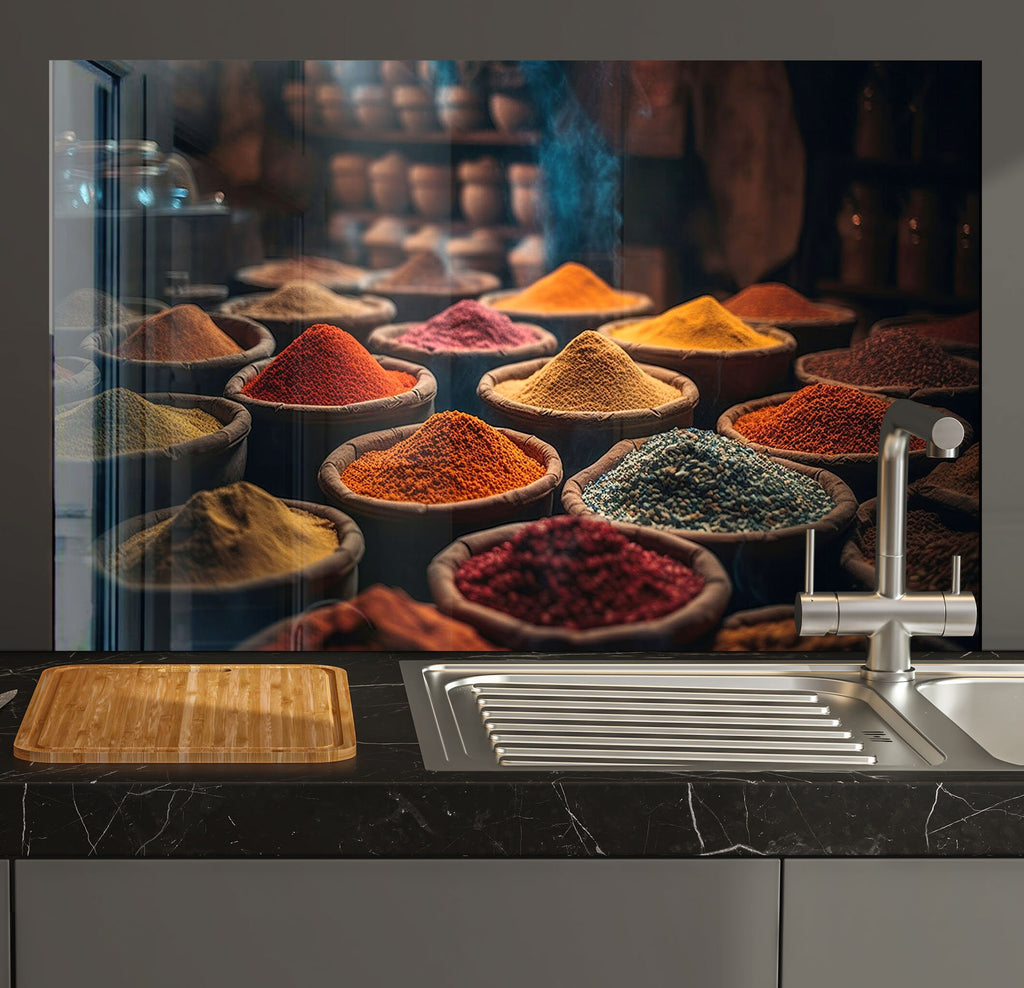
15, 859, 779, 988
782, 860, 1024, 988
0, 863, 8, 988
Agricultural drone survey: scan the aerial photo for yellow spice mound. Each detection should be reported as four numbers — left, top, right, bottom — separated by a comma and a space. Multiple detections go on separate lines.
493, 262, 636, 313
494, 331, 682, 412
611, 295, 779, 351
114, 482, 339, 587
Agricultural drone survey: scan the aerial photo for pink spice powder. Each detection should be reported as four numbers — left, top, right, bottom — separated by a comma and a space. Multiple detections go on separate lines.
398, 300, 537, 353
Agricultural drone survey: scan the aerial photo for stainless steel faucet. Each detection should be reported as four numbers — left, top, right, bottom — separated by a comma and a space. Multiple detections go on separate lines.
795, 399, 977, 683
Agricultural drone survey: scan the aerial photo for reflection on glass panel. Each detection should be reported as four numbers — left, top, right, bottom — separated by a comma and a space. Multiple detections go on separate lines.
51, 60, 981, 654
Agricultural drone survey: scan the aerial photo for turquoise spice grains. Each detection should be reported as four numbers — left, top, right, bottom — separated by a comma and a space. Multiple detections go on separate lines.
581, 429, 835, 534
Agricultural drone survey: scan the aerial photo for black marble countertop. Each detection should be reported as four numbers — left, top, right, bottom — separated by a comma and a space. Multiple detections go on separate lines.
3, 651, 1024, 859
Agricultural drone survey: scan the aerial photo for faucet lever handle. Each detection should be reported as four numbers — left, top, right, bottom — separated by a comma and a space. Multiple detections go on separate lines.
951, 554, 962, 595
804, 529, 816, 595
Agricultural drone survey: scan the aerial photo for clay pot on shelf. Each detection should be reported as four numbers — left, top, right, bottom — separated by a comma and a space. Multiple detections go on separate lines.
392, 84, 437, 133
316, 83, 354, 130
436, 85, 487, 131
507, 235, 546, 288
352, 84, 396, 130
329, 153, 369, 208
458, 157, 505, 225
379, 60, 419, 86
448, 229, 506, 277
508, 163, 543, 229
408, 163, 454, 221
362, 217, 411, 270
489, 91, 536, 133
368, 152, 411, 213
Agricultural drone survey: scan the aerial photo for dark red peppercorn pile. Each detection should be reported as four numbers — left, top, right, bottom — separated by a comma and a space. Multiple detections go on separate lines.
882, 311, 979, 346
804, 328, 978, 389
857, 508, 979, 593
454, 515, 706, 630
242, 323, 416, 406
733, 384, 925, 455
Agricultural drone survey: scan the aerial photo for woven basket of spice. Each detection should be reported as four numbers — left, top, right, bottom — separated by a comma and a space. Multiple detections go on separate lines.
716, 385, 974, 501
236, 585, 505, 652
93, 482, 365, 650
366, 302, 557, 412
710, 605, 867, 653
219, 281, 397, 347
909, 442, 979, 517
85, 306, 275, 397
319, 412, 562, 597
868, 311, 979, 361
479, 262, 654, 343
720, 282, 857, 357
477, 331, 699, 478
53, 289, 167, 354
794, 328, 980, 430
56, 389, 252, 522
597, 297, 796, 427
428, 515, 732, 651
224, 324, 436, 501
840, 495, 980, 644
561, 430, 858, 610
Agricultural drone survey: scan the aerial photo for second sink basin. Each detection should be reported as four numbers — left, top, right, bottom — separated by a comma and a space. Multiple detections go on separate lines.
916, 678, 1024, 765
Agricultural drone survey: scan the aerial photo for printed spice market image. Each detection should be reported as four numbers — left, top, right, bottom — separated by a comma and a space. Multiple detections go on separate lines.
340, 411, 545, 504
454, 515, 706, 630
231, 280, 379, 320
114, 482, 339, 587
723, 282, 842, 323
251, 585, 503, 651
803, 328, 978, 389
241, 324, 416, 406
114, 305, 244, 362
731, 384, 926, 455
55, 288, 134, 329
373, 251, 481, 291
492, 262, 636, 313
609, 296, 778, 351
581, 429, 835, 533
494, 331, 681, 412
396, 300, 538, 352
879, 310, 979, 345
56, 389, 222, 459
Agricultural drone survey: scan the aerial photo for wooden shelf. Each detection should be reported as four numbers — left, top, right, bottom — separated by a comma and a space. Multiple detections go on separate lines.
309, 127, 539, 148
328, 209, 537, 240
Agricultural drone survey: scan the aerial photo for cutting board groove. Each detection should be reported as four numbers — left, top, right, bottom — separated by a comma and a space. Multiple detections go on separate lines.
13, 664, 356, 763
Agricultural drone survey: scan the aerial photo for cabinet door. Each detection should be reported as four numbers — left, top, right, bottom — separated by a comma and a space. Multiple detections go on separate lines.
16, 859, 779, 988
783, 859, 1024, 988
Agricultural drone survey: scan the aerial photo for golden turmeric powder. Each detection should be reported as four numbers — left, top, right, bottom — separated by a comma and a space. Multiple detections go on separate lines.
494, 331, 682, 412
493, 262, 636, 313
610, 295, 779, 351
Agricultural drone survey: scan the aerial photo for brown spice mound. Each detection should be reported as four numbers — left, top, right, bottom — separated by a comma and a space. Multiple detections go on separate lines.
114, 482, 339, 587
495, 331, 681, 412
712, 617, 864, 652
115, 305, 244, 362
723, 282, 840, 322
247, 256, 367, 287
251, 585, 504, 651
234, 280, 375, 319
804, 329, 978, 390
374, 251, 479, 291
918, 443, 980, 498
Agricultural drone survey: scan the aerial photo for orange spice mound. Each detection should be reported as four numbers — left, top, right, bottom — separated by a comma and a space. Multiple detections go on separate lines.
115, 305, 244, 362
493, 262, 636, 313
340, 410, 545, 504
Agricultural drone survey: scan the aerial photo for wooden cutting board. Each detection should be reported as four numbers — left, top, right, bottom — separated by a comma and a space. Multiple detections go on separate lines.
13, 664, 357, 764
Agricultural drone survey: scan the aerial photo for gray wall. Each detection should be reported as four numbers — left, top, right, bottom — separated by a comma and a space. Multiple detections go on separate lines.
0, 4, 1017, 649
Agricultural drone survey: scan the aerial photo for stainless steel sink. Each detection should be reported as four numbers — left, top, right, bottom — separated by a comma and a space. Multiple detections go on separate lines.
401, 660, 1024, 773
916, 678, 1024, 766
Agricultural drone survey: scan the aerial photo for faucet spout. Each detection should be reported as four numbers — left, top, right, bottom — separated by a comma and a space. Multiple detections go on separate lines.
876, 401, 965, 600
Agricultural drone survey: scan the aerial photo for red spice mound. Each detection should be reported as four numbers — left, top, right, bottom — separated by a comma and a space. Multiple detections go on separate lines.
397, 300, 538, 352
723, 283, 839, 322
252, 585, 503, 651
880, 310, 979, 346
241, 323, 416, 406
341, 411, 545, 504
115, 305, 244, 362
733, 384, 924, 455
454, 515, 706, 630
804, 328, 978, 389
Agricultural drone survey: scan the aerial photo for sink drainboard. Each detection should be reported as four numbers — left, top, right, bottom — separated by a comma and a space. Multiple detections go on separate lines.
400, 663, 939, 772
475, 682, 875, 768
